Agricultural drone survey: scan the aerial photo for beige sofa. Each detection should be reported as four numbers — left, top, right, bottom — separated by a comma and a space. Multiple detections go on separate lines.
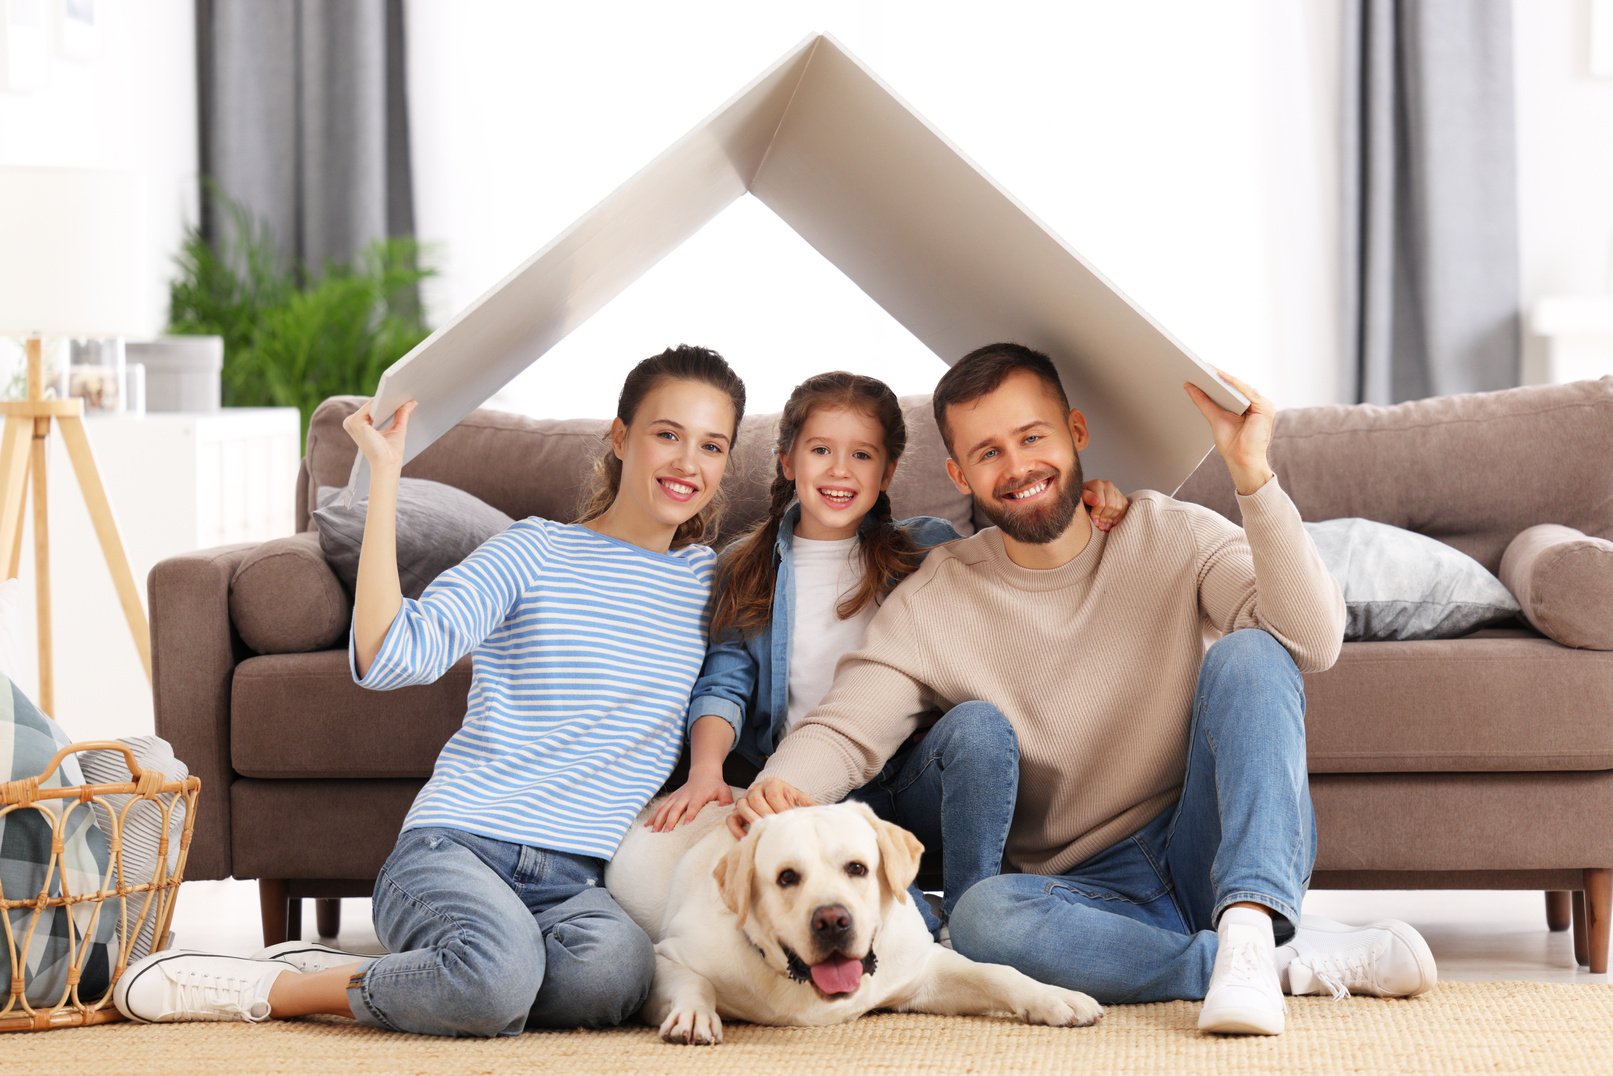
149, 378, 1613, 969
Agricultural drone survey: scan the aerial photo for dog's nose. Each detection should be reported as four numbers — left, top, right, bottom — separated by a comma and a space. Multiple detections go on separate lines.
811, 904, 854, 944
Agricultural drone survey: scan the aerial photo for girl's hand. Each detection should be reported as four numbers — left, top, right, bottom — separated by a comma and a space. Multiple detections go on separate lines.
342, 398, 417, 473
649, 772, 734, 831
1082, 479, 1130, 533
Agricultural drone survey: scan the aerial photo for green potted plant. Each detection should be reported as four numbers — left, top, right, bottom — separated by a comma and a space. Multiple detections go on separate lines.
166, 191, 436, 443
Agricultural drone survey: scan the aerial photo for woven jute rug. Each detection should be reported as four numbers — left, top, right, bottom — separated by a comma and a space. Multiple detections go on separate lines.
4, 980, 1610, 1073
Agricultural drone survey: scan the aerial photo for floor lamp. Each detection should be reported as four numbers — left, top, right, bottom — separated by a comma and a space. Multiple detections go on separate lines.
0, 167, 151, 718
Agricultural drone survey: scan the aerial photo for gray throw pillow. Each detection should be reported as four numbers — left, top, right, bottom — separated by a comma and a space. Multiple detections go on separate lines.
313, 479, 517, 599
1304, 518, 1520, 641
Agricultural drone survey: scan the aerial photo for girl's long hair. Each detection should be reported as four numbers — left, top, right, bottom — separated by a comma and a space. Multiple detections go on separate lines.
575, 345, 747, 549
708, 371, 924, 639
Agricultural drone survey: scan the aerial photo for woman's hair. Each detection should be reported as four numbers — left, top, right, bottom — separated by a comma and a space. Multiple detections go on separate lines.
575, 344, 747, 549
709, 371, 924, 639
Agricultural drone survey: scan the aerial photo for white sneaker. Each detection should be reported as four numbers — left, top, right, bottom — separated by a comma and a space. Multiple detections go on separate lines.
1282, 917, 1437, 999
115, 950, 295, 1023
253, 940, 368, 974
1198, 924, 1286, 1035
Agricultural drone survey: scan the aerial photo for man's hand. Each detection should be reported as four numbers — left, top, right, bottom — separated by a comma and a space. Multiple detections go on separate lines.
726, 778, 816, 839
1081, 479, 1129, 533
648, 772, 733, 832
1185, 369, 1276, 495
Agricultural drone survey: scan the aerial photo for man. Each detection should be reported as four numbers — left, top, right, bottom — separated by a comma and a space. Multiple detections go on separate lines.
731, 343, 1436, 1035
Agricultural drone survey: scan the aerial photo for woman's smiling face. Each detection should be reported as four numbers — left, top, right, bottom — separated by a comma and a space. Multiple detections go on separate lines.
611, 377, 737, 540
782, 405, 896, 542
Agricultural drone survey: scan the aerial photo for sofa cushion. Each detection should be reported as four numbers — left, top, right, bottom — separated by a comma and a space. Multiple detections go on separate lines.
230, 650, 468, 779
1302, 630, 1613, 774
1304, 518, 1518, 640
229, 532, 348, 654
1175, 377, 1613, 574
1500, 524, 1613, 651
313, 478, 517, 599
300, 394, 976, 545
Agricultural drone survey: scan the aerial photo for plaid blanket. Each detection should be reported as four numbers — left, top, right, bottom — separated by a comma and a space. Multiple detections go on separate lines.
1, 678, 116, 1005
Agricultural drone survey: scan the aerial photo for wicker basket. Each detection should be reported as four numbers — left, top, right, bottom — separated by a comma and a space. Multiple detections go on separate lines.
0, 740, 200, 1031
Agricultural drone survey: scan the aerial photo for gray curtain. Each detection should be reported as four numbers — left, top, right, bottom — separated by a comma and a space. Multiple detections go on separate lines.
196, 0, 414, 272
1342, 0, 1521, 404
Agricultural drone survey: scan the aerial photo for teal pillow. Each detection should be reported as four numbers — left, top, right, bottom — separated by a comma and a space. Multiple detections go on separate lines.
1, 678, 117, 1005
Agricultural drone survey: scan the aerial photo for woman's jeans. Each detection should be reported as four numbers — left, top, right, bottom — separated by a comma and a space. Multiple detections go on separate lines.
948, 629, 1317, 1004
344, 827, 655, 1037
849, 699, 1021, 931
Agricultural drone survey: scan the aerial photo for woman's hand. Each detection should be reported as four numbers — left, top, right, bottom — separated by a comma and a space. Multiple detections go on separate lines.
342, 398, 417, 474
1081, 479, 1130, 532
648, 772, 734, 832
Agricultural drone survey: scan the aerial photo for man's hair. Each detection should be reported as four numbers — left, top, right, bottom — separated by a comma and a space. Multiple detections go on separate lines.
932, 342, 1070, 455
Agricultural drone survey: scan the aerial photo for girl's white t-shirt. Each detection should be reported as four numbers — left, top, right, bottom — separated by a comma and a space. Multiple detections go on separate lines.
786, 533, 878, 737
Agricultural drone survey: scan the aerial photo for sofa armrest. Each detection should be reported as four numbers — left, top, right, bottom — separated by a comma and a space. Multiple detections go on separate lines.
1500, 524, 1613, 651
148, 542, 258, 880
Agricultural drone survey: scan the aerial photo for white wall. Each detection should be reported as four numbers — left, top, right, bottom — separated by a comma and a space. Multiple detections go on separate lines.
0, 0, 198, 334
1513, 0, 1613, 379
0, 0, 197, 722
406, 0, 1345, 420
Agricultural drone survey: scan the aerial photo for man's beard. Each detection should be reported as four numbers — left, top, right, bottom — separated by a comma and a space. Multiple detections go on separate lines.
974, 457, 1085, 545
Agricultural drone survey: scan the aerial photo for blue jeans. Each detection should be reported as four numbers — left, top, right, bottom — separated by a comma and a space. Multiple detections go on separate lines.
948, 630, 1316, 1004
345, 827, 655, 1037
848, 699, 1020, 930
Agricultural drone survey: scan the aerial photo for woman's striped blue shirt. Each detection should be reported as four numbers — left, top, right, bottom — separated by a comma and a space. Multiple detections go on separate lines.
350, 518, 715, 859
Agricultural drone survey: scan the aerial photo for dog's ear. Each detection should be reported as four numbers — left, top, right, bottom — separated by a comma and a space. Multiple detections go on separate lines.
713, 828, 760, 929
849, 802, 924, 903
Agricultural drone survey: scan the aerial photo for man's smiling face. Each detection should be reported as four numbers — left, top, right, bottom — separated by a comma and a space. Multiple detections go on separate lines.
943, 369, 1089, 546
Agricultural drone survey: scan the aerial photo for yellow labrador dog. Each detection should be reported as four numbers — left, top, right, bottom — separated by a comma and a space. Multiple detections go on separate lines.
605, 798, 1102, 1044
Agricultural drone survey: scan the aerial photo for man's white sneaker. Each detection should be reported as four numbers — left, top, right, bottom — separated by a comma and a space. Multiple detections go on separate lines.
115, 950, 294, 1023
1282, 918, 1437, 999
1198, 924, 1286, 1035
253, 940, 368, 974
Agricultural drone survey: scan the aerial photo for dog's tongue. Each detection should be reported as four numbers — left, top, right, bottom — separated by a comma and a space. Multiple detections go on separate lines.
810, 956, 865, 996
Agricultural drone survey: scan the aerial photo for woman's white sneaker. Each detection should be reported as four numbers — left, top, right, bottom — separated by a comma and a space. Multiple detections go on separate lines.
114, 950, 294, 1023
253, 940, 368, 973
1281, 918, 1438, 999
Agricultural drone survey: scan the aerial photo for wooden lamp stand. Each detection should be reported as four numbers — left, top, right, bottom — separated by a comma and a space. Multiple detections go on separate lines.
0, 336, 150, 716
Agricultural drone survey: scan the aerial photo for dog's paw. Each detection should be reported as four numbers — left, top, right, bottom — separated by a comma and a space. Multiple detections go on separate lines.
1021, 986, 1103, 1028
659, 1005, 724, 1045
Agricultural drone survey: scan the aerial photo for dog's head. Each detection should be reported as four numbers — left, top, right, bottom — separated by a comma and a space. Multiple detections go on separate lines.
712, 802, 924, 1002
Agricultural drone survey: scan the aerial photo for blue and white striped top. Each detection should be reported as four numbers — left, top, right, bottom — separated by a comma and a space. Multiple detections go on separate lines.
350, 518, 717, 859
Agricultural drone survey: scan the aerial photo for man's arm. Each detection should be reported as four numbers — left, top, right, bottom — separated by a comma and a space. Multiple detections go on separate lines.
731, 568, 943, 833
1185, 371, 1345, 672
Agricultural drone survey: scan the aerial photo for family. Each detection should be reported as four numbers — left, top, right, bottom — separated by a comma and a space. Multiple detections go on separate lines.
113, 341, 1437, 1038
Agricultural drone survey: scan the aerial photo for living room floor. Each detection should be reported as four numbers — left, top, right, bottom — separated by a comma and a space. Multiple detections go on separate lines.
169, 881, 1609, 985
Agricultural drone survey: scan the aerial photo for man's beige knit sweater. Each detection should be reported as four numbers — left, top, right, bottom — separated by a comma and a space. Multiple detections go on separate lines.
759, 479, 1345, 876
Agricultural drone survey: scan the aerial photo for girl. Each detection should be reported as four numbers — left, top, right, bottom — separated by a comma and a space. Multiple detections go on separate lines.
115, 345, 747, 1036
648, 370, 1125, 933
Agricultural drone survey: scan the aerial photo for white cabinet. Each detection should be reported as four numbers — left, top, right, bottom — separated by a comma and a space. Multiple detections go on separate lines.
2, 408, 300, 741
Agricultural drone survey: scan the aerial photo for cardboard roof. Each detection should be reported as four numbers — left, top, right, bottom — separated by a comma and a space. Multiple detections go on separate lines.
350, 33, 1243, 500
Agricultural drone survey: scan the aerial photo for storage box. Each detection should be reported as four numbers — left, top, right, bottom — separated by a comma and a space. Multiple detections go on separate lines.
127, 336, 222, 413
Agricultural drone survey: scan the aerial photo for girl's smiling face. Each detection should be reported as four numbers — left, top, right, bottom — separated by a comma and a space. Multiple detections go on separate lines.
781, 405, 896, 542
608, 377, 736, 547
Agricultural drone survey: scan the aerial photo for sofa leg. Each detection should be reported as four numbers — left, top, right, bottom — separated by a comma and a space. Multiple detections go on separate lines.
258, 879, 292, 948
1585, 868, 1610, 975
316, 898, 342, 938
1547, 890, 1572, 932
1572, 891, 1589, 967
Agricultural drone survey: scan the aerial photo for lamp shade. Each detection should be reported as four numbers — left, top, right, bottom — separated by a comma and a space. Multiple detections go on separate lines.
0, 166, 146, 337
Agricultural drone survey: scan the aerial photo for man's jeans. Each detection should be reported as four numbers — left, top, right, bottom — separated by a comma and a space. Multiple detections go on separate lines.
345, 827, 654, 1037
948, 629, 1316, 1003
849, 699, 1020, 930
